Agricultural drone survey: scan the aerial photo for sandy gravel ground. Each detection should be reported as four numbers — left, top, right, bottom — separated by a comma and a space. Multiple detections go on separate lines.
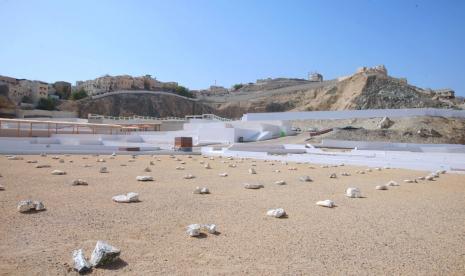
1, 154, 465, 275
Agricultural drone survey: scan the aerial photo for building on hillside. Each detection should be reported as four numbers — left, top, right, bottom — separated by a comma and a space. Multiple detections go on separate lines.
0, 75, 28, 104
0, 75, 18, 86
6, 84, 27, 104
194, 85, 229, 97
308, 72, 323, 82
162, 81, 178, 90
18, 80, 49, 103
356, 65, 388, 76
433, 88, 455, 99
208, 85, 228, 94
53, 81, 72, 99
75, 74, 168, 96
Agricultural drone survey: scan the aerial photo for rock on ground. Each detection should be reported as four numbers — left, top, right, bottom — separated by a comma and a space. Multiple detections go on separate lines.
136, 176, 153, 181
193, 187, 210, 194
244, 183, 264, 189
72, 179, 88, 186
112, 192, 139, 203
387, 180, 399, 186
186, 223, 217, 237
346, 187, 362, 198
376, 185, 388, 190
89, 241, 121, 267
72, 249, 91, 273
51, 170, 66, 175
378, 116, 394, 129
186, 224, 201, 237
266, 208, 286, 218
316, 200, 335, 208
17, 200, 46, 213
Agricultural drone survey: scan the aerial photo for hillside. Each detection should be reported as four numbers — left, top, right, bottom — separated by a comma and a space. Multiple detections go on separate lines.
205, 71, 460, 118
55, 66, 463, 119
59, 92, 215, 118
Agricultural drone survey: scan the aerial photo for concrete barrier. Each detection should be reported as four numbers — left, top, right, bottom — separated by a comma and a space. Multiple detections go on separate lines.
242, 108, 465, 121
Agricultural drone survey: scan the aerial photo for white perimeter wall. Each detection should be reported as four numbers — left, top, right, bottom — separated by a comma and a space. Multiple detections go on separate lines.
242, 108, 465, 121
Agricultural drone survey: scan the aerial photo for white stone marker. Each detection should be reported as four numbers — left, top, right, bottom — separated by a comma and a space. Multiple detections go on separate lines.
136, 175, 153, 181
266, 208, 286, 218
346, 187, 362, 198
316, 200, 335, 208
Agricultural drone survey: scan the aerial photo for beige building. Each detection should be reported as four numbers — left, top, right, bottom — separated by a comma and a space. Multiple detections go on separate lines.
208, 85, 228, 94
0, 75, 18, 86
76, 74, 170, 96
356, 65, 388, 76
6, 85, 28, 104
308, 72, 323, 82
0, 75, 27, 104
18, 80, 49, 103
0, 76, 48, 104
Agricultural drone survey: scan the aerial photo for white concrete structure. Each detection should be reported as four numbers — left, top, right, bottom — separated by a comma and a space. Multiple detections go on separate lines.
242, 108, 465, 121
201, 144, 465, 173
0, 118, 293, 154
182, 120, 293, 144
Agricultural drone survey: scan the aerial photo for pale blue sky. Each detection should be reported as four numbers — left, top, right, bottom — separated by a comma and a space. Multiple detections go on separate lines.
0, 0, 464, 95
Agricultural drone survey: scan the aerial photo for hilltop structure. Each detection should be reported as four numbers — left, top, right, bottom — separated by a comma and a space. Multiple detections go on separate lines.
75, 75, 178, 96
308, 72, 323, 82
0, 76, 48, 105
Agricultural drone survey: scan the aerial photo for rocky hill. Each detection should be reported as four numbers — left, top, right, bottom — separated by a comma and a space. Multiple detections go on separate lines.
205, 69, 461, 118
56, 65, 462, 119
60, 92, 214, 118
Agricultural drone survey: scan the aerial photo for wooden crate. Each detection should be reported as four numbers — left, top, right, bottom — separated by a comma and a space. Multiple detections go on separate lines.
175, 137, 193, 148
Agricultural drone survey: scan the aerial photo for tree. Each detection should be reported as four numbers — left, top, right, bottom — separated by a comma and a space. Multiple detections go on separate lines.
233, 83, 244, 91
70, 88, 88, 100
21, 95, 33, 104
37, 97, 57, 110
175, 86, 194, 98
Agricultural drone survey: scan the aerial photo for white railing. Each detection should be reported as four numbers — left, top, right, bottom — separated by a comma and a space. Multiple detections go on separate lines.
185, 114, 232, 121
88, 113, 233, 122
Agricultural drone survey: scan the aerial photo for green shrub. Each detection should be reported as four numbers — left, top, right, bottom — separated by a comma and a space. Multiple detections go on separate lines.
175, 86, 194, 98
70, 88, 88, 100
37, 97, 57, 110
21, 95, 33, 104
233, 83, 243, 90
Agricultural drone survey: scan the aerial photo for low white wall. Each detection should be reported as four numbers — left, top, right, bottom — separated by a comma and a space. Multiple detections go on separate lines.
242, 108, 465, 121
16, 110, 78, 118
201, 146, 465, 173
320, 139, 465, 153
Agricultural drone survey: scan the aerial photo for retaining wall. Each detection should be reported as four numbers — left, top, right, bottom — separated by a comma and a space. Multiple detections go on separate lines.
242, 108, 465, 121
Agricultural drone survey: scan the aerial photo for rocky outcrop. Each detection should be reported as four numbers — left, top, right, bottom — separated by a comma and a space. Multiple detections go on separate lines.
75, 93, 214, 118
210, 73, 455, 118
353, 75, 449, 109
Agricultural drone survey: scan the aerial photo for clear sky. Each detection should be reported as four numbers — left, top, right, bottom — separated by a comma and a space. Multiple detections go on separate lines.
0, 0, 464, 95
